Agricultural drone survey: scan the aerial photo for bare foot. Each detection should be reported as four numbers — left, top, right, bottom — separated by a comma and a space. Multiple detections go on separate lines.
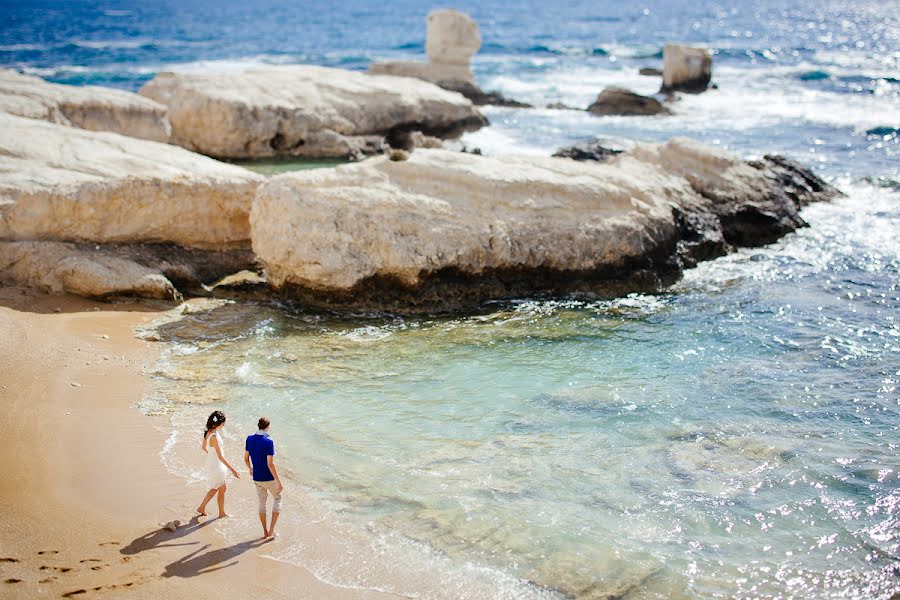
196, 508, 208, 516
266, 531, 277, 540
217, 513, 231, 518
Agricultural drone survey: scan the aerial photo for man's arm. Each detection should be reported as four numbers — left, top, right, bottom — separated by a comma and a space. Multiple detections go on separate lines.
267, 455, 282, 493
244, 451, 253, 476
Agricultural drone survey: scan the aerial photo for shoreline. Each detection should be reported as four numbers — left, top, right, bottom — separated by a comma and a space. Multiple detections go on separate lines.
0, 286, 399, 599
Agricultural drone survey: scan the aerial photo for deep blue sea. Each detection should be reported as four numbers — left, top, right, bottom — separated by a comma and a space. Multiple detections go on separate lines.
3, 1, 897, 598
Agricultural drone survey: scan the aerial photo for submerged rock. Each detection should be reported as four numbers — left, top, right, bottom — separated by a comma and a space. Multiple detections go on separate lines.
552, 141, 624, 162
0, 69, 171, 142
250, 139, 839, 311
586, 87, 671, 116
140, 65, 487, 160
0, 112, 263, 249
369, 10, 530, 108
661, 44, 712, 93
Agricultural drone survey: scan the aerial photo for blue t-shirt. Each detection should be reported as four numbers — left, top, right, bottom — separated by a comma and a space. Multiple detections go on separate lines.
245, 432, 275, 481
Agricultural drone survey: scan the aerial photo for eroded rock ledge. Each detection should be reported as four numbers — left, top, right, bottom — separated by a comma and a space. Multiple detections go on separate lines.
139, 65, 487, 160
251, 140, 839, 312
0, 113, 264, 299
0, 69, 171, 142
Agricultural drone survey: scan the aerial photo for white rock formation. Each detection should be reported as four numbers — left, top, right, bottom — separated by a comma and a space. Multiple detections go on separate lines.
138, 65, 486, 159
0, 112, 263, 249
0, 69, 171, 142
251, 140, 836, 309
250, 144, 687, 292
662, 44, 712, 93
369, 9, 480, 88
426, 9, 481, 66
0, 241, 177, 299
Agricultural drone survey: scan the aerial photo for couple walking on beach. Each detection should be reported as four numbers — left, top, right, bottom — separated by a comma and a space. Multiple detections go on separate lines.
197, 411, 284, 539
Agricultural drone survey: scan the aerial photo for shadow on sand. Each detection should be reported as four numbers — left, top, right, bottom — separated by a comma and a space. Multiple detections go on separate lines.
161, 539, 270, 578
121, 515, 270, 578
120, 515, 213, 556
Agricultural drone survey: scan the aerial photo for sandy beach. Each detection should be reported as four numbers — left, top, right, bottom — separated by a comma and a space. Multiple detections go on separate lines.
0, 286, 397, 599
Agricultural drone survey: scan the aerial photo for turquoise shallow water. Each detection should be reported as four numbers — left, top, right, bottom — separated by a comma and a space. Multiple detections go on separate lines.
149, 184, 898, 598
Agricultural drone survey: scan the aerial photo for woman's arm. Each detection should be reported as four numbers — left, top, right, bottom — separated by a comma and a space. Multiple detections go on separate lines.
210, 435, 241, 478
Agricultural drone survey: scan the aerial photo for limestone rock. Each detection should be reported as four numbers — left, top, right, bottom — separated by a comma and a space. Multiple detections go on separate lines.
138, 66, 486, 159
250, 140, 838, 311
368, 10, 528, 107
426, 9, 481, 66
661, 44, 712, 93
0, 241, 177, 299
587, 87, 671, 116
0, 113, 263, 249
0, 240, 258, 300
0, 69, 171, 142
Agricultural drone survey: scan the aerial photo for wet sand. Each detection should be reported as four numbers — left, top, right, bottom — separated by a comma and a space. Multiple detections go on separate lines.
0, 287, 396, 599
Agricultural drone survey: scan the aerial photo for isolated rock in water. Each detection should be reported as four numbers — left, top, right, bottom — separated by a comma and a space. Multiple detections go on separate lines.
553, 141, 624, 162
0, 69, 171, 142
0, 241, 177, 299
368, 10, 528, 107
661, 44, 712, 93
0, 113, 263, 249
139, 66, 486, 159
546, 102, 579, 110
250, 140, 838, 311
426, 9, 481, 66
587, 87, 671, 116
639, 67, 663, 76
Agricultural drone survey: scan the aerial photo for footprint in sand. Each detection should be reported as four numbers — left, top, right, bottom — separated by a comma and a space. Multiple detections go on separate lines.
79, 559, 101, 564
5, 578, 22, 583
62, 590, 86, 598
40, 566, 73, 573
38, 550, 59, 555
98, 542, 119, 547
0, 558, 19, 563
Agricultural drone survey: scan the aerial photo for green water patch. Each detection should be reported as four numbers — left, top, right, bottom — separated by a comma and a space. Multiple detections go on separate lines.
227, 157, 348, 176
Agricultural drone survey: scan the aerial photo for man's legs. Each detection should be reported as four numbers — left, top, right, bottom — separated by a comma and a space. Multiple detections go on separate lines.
255, 483, 269, 537
266, 482, 283, 538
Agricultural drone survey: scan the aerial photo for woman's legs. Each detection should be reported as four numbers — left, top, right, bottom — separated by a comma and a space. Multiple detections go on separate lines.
197, 488, 217, 516
216, 483, 229, 517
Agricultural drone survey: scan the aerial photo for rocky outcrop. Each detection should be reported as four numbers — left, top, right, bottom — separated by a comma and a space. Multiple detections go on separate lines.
250, 140, 839, 311
587, 87, 671, 116
0, 69, 171, 142
0, 241, 177, 299
0, 112, 264, 249
369, 10, 530, 108
661, 44, 712, 93
139, 65, 487, 160
0, 241, 257, 300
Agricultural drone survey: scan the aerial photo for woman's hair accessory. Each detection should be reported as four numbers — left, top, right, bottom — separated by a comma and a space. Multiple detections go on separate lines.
212, 415, 218, 422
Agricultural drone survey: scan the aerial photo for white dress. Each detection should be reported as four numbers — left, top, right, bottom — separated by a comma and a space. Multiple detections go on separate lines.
204, 431, 228, 489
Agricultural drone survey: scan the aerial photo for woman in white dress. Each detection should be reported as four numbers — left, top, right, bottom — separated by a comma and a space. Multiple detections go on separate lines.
197, 410, 241, 517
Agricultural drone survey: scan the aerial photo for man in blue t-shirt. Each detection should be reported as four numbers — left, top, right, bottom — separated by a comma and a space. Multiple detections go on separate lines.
244, 417, 283, 539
